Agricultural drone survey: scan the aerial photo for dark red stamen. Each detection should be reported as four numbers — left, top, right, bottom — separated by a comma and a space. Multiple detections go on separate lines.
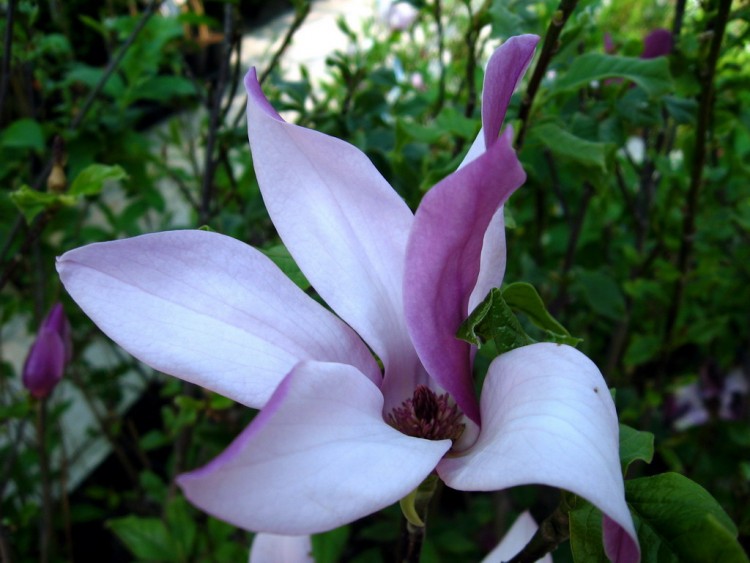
387, 385, 465, 442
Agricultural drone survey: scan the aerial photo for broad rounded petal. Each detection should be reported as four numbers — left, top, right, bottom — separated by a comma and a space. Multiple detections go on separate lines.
57, 230, 379, 408
438, 343, 639, 560
178, 361, 451, 535
404, 129, 526, 424
481, 511, 552, 563
245, 70, 419, 388
482, 35, 539, 148
249, 534, 313, 563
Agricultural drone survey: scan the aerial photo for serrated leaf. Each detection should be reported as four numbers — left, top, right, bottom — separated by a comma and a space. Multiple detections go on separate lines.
528, 122, 609, 172
502, 282, 582, 346
456, 288, 534, 353
108, 515, 180, 562
166, 497, 197, 562
9, 185, 75, 223
0, 118, 45, 152
626, 473, 747, 563
553, 54, 673, 97
69, 164, 128, 196
619, 424, 654, 474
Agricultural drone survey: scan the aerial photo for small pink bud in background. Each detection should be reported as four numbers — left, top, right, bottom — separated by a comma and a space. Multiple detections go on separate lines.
641, 28, 672, 59
22, 303, 72, 399
603, 32, 615, 54
382, 1, 419, 31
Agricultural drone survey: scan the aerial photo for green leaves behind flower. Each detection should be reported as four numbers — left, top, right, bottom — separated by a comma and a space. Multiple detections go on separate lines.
553, 54, 674, 97
570, 473, 749, 563
457, 282, 581, 355
10, 164, 127, 223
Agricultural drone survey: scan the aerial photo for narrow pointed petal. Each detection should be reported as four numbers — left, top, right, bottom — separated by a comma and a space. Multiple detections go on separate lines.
438, 344, 638, 560
249, 534, 313, 563
404, 129, 526, 423
245, 70, 419, 388
481, 511, 552, 563
178, 361, 451, 535
482, 34, 539, 148
57, 230, 379, 408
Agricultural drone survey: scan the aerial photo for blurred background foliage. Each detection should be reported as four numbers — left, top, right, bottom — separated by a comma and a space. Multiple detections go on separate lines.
1, 0, 748, 561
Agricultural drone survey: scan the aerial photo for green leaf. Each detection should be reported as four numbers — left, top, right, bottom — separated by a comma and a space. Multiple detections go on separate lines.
108, 515, 180, 562
527, 122, 609, 172
569, 501, 607, 563
0, 118, 45, 152
502, 282, 582, 346
311, 526, 350, 563
261, 244, 310, 290
166, 497, 197, 563
553, 54, 673, 97
618, 424, 654, 474
134, 76, 196, 103
9, 185, 75, 223
573, 269, 626, 321
456, 288, 534, 354
69, 164, 128, 196
627, 473, 747, 562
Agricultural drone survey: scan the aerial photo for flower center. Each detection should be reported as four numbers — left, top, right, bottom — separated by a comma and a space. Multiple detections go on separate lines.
387, 385, 465, 442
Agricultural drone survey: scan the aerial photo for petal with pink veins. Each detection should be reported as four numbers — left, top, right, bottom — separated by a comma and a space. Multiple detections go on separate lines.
57, 230, 379, 408
403, 128, 526, 424
178, 361, 451, 535
249, 533, 313, 563
438, 343, 638, 561
245, 70, 420, 394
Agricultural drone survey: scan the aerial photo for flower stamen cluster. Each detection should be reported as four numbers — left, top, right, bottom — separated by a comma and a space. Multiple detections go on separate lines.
387, 385, 465, 442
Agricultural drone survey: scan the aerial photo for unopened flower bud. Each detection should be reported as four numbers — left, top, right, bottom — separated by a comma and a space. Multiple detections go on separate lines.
47, 163, 67, 193
22, 303, 72, 399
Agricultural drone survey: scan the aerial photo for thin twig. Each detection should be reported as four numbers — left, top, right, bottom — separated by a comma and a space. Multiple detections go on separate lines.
661, 0, 732, 357
504, 505, 569, 563
0, 0, 17, 122
37, 399, 52, 563
69, 0, 163, 131
429, 0, 447, 117
230, 1, 311, 131
515, 0, 579, 150
199, 3, 234, 225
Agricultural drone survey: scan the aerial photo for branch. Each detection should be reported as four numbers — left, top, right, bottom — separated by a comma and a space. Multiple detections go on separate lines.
199, 2, 234, 225
515, 0, 579, 150
661, 0, 732, 353
230, 1, 311, 130
505, 505, 569, 563
0, 0, 17, 122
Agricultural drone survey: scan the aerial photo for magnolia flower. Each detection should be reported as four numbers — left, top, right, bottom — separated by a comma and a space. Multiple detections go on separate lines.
23, 303, 72, 399
57, 35, 638, 562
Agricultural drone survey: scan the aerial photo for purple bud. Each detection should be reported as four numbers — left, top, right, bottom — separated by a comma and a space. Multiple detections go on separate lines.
641, 28, 672, 59
603, 32, 615, 54
22, 303, 71, 399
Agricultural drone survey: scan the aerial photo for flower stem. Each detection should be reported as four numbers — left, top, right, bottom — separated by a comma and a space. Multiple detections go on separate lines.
398, 475, 439, 563
37, 398, 52, 563
506, 505, 569, 563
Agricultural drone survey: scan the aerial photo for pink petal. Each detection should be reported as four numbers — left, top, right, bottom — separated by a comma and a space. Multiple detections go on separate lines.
245, 70, 421, 401
481, 511, 552, 563
482, 35, 539, 148
249, 534, 313, 563
57, 230, 379, 408
641, 29, 672, 59
438, 343, 638, 559
177, 361, 451, 534
603, 514, 640, 563
403, 128, 526, 424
